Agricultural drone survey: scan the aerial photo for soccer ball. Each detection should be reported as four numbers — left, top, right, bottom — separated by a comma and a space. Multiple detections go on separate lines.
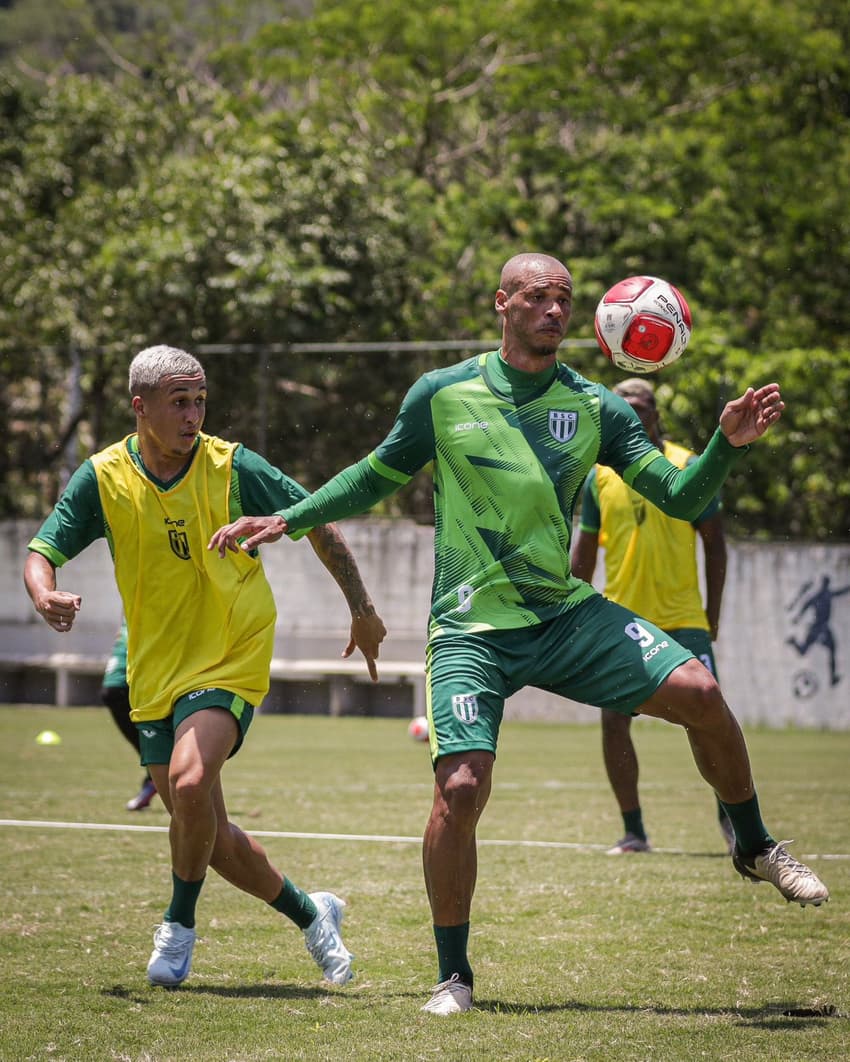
408, 715, 429, 742
594, 275, 692, 374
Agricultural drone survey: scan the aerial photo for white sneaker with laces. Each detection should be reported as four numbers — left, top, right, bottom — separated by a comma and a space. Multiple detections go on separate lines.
421, 973, 473, 1015
303, 892, 354, 984
147, 921, 196, 986
732, 840, 830, 907
607, 832, 651, 855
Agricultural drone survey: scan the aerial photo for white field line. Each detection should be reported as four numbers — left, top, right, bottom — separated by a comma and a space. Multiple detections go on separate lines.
0, 819, 846, 859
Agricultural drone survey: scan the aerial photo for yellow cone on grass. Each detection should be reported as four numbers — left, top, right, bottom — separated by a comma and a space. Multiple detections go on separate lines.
35, 730, 62, 746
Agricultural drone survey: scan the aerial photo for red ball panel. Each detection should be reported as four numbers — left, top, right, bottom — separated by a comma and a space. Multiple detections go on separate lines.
621, 314, 676, 363
602, 276, 655, 305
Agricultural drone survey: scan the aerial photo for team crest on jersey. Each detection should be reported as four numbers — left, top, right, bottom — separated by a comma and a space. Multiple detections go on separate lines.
451, 693, 479, 724
168, 528, 191, 560
548, 410, 578, 442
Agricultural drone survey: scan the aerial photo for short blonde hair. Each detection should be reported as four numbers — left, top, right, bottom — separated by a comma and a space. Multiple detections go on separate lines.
129, 345, 204, 395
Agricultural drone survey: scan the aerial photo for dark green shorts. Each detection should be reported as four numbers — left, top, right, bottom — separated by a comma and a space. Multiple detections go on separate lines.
136, 688, 255, 766
425, 594, 693, 763
667, 628, 717, 679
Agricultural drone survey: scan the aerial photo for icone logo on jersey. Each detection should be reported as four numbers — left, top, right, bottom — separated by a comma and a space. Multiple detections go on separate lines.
454, 421, 489, 432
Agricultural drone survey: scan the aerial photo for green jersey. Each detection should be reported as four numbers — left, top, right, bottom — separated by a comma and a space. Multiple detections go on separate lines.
283, 352, 654, 636
281, 350, 745, 640
377, 352, 662, 635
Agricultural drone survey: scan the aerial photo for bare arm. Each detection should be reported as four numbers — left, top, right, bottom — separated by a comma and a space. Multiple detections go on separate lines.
570, 528, 600, 585
306, 523, 387, 682
23, 552, 82, 633
696, 513, 727, 640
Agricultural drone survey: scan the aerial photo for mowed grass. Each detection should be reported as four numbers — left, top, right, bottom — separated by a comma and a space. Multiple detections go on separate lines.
1, 705, 848, 1062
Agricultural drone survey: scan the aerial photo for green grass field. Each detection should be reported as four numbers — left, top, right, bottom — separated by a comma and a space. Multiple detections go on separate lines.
1, 705, 848, 1061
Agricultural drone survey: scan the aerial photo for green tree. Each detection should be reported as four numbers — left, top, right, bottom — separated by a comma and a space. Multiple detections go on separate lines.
1, 0, 848, 538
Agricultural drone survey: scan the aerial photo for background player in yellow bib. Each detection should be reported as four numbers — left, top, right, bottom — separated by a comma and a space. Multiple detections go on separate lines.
24, 345, 387, 988
572, 378, 735, 855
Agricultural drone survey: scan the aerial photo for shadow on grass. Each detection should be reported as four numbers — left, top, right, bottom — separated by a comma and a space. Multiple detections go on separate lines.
174, 983, 342, 999
101, 982, 843, 1027
102, 982, 340, 1002
469, 997, 842, 1027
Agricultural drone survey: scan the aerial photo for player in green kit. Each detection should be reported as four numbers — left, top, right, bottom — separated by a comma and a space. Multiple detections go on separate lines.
209, 253, 829, 1016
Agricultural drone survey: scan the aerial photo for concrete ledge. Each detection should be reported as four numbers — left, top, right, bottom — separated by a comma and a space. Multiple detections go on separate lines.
0, 651, 106, 707
0, 652, 426, 715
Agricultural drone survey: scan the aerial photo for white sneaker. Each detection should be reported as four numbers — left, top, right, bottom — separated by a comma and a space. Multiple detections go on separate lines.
607, 832, 651, 854
733, 840, 830, 907
421, 973, 473, 1015
147, 922, 196, 986
303, 892, 354, 984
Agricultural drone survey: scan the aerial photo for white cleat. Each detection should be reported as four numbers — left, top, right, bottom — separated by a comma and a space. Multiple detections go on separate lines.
420, 973, 473, 1015
303, 892, 354, 984
147, 921, 196, 986
732, 841, 829, 907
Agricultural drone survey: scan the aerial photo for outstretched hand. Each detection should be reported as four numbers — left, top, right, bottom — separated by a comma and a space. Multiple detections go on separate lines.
208, 515, 288, 557
342, 611, 388, 682
720, 383, 784, 447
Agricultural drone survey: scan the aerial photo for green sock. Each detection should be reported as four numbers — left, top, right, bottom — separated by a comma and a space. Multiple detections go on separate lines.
164, 871, 205, 929
622, 808, 646, 841
719, 793, 773, 857
269, 878, 317, 929
433, 922, 474, 988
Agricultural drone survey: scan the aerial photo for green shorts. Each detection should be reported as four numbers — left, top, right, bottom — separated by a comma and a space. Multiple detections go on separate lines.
425, 594, 693, 764
668, 628, 717, 679
136, 688, 255, 767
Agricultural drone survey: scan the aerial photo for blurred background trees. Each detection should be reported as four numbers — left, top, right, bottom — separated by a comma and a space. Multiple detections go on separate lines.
1, 0, 848, 539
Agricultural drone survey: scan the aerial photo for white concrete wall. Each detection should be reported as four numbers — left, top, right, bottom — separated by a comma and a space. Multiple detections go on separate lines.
3, 518, 849, 728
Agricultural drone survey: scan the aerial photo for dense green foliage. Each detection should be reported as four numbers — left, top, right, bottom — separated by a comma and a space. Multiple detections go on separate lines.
1, 0, 848, 538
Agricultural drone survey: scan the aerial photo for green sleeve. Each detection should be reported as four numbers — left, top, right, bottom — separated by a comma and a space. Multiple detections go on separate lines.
231, 445, 310, 516
629, 428, 747, 521
372, 373, 438, 475
27, 460, 105, 565
278, 456, 401, 534
684, 453, 722, 525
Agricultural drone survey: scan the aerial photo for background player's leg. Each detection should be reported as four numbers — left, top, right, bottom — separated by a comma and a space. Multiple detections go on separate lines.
102, 684, 157, 810
601, 709, 650, 853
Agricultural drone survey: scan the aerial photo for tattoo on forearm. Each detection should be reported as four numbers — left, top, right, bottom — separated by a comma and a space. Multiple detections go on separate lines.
311, 525, 374, 615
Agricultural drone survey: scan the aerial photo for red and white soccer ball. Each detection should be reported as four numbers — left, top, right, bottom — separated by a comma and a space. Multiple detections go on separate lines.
408, 715, 429, 742
594, 275, 692, 374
